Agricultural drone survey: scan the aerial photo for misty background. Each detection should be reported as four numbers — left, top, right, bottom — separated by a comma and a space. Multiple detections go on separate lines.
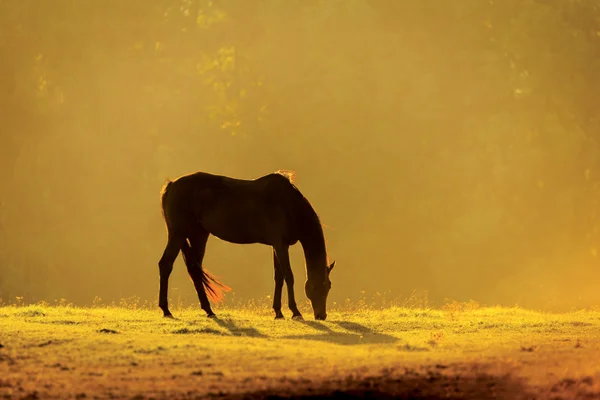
1, 0, 599, 311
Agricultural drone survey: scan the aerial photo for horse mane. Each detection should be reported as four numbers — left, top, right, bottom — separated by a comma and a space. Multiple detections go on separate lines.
274, 169, 297, 184
273, 171, 327, 267
273, 171, 322, 232
297, 194, 329, 275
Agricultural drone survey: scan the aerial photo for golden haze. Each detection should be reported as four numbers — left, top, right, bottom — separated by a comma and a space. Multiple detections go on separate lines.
1, 1, 599, 311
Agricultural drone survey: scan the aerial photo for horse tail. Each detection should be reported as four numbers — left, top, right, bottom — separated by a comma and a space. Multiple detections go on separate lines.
180, 239, 231, 303
201, 268, 232, 303
160, 180, 173, 221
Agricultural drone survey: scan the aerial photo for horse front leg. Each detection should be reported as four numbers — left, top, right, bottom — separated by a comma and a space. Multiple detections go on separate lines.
274, 244, 303, 320
272, 248, 285, 319
158, 233, 185, 318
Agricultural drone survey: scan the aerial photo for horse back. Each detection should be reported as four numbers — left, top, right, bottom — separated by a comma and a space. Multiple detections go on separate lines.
164, 172, 301, 245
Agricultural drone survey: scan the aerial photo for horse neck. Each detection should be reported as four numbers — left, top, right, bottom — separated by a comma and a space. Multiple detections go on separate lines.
299, 222, 328, 281
293, 190, 328, 280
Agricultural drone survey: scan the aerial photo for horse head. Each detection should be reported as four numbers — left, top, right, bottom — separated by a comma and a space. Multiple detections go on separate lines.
305, 261, 335, 320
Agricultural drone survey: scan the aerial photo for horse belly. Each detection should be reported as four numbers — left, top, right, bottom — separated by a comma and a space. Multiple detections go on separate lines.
203, 214, 270, 245
196, 188, 283, 246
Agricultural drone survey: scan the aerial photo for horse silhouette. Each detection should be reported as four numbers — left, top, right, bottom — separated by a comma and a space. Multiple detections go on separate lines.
158, 171, 334, 320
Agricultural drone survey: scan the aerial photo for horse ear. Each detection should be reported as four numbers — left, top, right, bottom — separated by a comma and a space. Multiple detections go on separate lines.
328, 261, 335, 273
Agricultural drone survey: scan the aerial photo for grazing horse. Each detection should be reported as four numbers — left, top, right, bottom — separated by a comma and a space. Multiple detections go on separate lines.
158, 171, 335, 320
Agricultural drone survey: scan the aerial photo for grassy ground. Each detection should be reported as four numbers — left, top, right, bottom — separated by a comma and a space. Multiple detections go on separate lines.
0, 302, 599, 399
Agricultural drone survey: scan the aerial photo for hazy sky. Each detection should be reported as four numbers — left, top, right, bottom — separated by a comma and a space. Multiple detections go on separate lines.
1, 0, 599, 311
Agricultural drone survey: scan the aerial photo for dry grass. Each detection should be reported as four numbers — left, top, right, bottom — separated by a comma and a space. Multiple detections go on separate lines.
1, 302, 599, 399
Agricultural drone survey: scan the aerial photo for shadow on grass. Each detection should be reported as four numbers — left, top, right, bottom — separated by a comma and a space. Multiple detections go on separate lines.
212, 317, 268, 338
282, 320, 398, 346
172, 316, 396, 345
220, 365, 535, 400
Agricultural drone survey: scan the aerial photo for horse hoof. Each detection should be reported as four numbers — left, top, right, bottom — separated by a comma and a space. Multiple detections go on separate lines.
292, 315, 304, 321
275, 315, 284, 320
164, 314, 174, 319
207, 314, 217, 319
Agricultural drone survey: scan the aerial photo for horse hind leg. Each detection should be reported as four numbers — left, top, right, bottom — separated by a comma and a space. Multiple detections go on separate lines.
182, 230, 215, 317
158, 233, 186, 318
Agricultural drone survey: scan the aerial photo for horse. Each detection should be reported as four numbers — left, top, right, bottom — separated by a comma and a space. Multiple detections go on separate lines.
158, 170, 335, 320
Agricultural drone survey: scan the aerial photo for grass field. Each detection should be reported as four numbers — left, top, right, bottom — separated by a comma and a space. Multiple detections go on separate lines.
1, 301, 599, 399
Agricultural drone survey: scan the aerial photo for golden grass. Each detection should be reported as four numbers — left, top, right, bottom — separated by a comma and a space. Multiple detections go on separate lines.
1, 303, 599, 399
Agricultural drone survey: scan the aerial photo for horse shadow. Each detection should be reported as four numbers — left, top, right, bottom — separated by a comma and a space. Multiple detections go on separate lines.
212, 317, 268, 338
283, 319, 398, 346
204, 316, 396, 345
